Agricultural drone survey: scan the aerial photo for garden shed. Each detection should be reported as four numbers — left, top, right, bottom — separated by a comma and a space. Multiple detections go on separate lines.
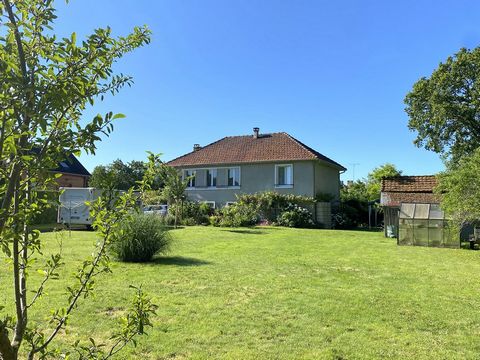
381, 175, 439, 238
398, 203, 458, 248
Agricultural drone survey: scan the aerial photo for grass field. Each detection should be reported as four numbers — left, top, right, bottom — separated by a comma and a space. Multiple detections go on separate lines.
1, 226, 480, 359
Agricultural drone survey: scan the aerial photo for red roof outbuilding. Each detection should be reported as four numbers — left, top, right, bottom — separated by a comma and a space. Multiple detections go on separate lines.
381, 175, 439, 207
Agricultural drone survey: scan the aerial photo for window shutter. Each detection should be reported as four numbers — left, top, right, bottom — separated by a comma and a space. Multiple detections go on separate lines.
217, 168, 228, 187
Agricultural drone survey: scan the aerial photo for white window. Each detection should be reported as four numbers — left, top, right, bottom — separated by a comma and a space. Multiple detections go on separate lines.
227, 167, 240, 187
203, 201, 216, 210
184, 169, 196, 188
225, 201, 236, 207
206, 169, 217, 188
275, 164, 293, 188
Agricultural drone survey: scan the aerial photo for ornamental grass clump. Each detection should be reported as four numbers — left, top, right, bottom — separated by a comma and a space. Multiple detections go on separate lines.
111, 213, 172, 262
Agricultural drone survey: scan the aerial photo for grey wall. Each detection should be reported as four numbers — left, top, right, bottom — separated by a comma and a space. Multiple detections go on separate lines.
180, 160, 340, 207
314, 162, 341, 200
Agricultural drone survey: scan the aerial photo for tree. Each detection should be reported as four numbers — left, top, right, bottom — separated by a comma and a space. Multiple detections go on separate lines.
336, 164, 401, 229
365, 163, 402, 201
340, 180, 369, 202
436, 148, 480, 226
90, 159, 150, 190
341, 163, 402, 202
160, 165, 191, 229
405, 47, 480, 161
0, 1, 154, 358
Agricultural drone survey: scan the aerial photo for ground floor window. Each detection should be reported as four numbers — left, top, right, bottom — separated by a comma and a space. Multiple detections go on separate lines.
207, 169, 217, 187
275, 164, 293, 187
184, 169, 196, 188
228, 167, 240, 187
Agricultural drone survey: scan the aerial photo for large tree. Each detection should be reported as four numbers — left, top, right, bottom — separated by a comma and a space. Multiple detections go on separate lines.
341, 163, 402, 202
405, 47, 480, 161
90, 159, 150, 190
436, 148, 480, 226
0, 1, 154, 359
365, 163, 402, 201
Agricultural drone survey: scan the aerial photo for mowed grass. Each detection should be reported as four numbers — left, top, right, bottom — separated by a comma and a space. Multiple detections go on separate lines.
2, 226, 480, 359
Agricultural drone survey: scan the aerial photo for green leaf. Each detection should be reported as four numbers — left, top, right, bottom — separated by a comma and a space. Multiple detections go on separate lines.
112, 113, 126, 120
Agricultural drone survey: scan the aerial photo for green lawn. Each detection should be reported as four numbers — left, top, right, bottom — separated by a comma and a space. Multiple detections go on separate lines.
2, 227, 480, 359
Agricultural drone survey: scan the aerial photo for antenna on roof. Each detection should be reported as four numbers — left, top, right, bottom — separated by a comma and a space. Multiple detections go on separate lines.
349, 163, 360, 181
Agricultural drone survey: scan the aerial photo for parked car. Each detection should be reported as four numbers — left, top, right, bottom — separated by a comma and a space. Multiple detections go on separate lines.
143, 204, 168, 216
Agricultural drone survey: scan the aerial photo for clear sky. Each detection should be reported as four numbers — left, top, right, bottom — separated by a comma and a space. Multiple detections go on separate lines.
53, 0, 480, 181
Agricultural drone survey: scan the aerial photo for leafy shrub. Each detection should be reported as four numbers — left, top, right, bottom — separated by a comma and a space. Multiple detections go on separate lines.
208, 192, 319, 228
210, 202, 258, 227
110, 214, 171, 262
237, 192, 315, 222
167, 200, 212, 226
31, 191, 59, 225
208, 215, 222, 227
315, 192, 335, 202
276, 203, 315, 228
31, 205, 58, 225
332, 200, 368, 229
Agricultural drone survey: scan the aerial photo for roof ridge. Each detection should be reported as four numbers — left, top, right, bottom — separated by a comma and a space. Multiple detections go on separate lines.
168, 132, 287, 163
284, 133, 346, 171
166, 136, 228, 164
68, 154, 91, 176
224, 132, 284, 138
383, 175, 437, 180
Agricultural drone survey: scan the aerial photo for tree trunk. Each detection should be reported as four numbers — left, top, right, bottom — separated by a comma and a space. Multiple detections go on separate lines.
11, 178, 27, 357
174, 201, 178, 229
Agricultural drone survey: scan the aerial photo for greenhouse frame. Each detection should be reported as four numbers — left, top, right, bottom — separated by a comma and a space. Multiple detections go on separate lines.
398, 203, 458, 248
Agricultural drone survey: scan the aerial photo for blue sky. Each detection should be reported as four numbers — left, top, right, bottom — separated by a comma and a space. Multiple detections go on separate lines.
54, 0, 480, 181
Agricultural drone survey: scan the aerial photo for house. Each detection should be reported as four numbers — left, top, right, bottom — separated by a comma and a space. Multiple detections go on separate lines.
51, 153, 91, 188
380, 175, 439, 237
167, 128, 346, 209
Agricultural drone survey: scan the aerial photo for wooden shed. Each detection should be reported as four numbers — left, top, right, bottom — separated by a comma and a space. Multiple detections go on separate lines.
380, 176, 439, 238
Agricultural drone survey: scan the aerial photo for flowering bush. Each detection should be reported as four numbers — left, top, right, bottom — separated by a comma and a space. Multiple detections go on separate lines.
236, 192, 315, 221
210, 202, 259, 227
276, 203, 315, 228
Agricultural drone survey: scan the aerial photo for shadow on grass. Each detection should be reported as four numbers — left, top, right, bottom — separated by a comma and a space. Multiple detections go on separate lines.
33, 223, 95, 233
223, 229, 267, 235
151, 256, 212, 266
335, 227, 384, 233
164, 226, 185, 230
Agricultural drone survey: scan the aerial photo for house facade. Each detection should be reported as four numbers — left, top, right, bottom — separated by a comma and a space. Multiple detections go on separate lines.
51, 153, 91, 188
168, 128, 346, 208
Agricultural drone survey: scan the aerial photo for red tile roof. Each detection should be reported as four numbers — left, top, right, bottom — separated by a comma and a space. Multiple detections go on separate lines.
381, 175, 437, 193
167, 132, 346, 170
381, 175, 440, 206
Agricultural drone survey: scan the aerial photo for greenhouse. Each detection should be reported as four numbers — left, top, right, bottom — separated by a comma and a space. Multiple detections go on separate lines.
398, 203, 458, 248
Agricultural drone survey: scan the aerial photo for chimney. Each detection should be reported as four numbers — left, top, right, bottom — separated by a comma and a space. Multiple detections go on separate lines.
253, 127, 260, 139
193, 144, 201, 151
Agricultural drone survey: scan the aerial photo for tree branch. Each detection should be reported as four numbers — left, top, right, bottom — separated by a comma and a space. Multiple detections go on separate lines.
31, 228, 112, 355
